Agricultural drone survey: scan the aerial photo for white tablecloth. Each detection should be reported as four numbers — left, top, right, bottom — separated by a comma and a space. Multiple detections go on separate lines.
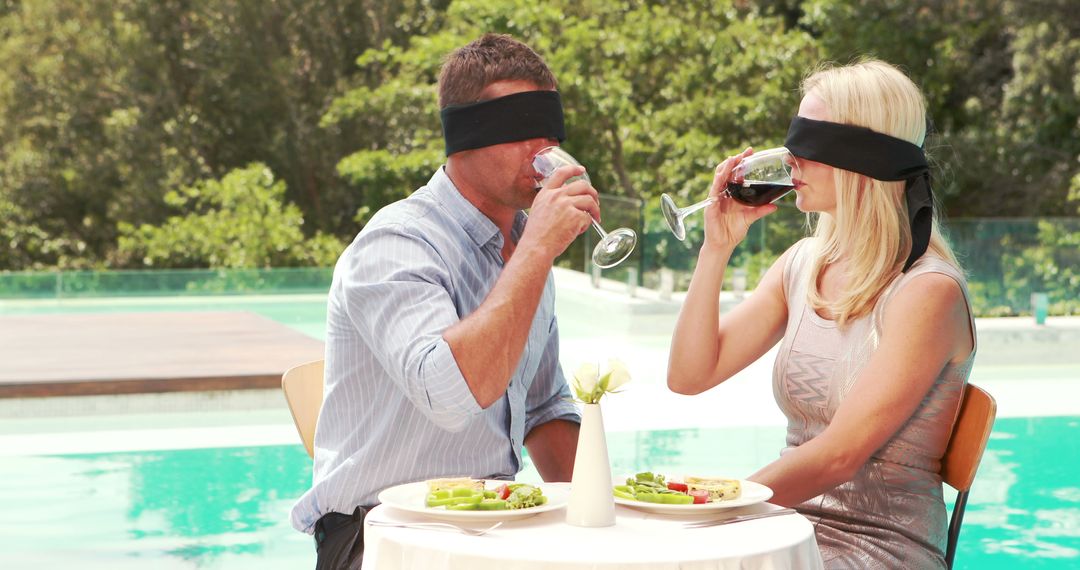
363, 498, 824, 569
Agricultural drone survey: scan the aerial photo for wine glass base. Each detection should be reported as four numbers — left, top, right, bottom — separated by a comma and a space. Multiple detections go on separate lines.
592, 228, 636, 268
660, 194, 686, 241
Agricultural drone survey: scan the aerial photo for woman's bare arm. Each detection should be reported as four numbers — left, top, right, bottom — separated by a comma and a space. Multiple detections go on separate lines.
748, 272, 973, 505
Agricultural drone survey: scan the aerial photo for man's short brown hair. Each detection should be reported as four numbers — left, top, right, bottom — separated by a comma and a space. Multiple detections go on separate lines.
437, 33, 557, 108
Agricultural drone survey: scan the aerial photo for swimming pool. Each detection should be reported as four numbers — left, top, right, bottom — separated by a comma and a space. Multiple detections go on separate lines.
1, 274, 1077, 568
0, 416, 1076, 569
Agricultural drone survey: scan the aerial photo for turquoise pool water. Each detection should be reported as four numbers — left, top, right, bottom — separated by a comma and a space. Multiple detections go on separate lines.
0, 417, 1076, 568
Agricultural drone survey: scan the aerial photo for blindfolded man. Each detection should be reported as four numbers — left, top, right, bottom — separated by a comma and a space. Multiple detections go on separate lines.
291, 33, 597, 570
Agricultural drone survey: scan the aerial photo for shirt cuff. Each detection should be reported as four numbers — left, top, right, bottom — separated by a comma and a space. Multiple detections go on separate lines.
524, 398, 582, 437
419, 337, 484, 429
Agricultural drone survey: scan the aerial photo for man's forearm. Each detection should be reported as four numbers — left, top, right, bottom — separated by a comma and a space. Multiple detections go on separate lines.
523, 419, 580, 482
443, 245, 553, 408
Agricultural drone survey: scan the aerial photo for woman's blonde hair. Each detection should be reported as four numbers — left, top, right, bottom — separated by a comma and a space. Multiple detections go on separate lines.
801, 59, 959, 325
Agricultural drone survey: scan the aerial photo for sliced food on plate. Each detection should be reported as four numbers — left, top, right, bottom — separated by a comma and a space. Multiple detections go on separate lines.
685, 475, 742, 502
614, 472, 742, 505
425, 478, 548, 512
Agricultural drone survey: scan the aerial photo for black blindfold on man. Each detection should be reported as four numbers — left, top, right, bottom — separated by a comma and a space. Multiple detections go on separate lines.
441, 90, 566, 155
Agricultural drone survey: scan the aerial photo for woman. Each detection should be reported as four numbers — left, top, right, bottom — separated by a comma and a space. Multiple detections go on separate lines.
667, 59, 976, 568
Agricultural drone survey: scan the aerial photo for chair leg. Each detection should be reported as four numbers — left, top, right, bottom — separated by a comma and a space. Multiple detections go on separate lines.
945, 490, 969, 569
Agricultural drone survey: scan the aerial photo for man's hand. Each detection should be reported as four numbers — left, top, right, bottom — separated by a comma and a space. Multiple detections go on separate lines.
520, 164, 600, 262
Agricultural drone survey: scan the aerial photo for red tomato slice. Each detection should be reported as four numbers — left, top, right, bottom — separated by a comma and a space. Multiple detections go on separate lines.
496, 483, 511, 500
667, 482, 689, 493
689, 489, 709, 504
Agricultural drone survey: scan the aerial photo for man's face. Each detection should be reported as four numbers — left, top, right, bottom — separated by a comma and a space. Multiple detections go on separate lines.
456, 80, 560, 210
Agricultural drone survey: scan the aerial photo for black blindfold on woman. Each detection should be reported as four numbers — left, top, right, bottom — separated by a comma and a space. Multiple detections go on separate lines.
784, 116, 933, 272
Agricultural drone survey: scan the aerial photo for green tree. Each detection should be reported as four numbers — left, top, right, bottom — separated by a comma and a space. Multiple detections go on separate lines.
0, 0, 149, 268
1, 0, 1076, 305
324, 0, 820, 273
796, 0, 1079, 217
0, 198, 61, 270
0, 0, 440, 270
116, 163, 344, 268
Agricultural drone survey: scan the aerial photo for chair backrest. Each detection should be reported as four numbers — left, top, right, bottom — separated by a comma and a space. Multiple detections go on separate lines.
281, 359, 325, 459
941, 383, 996, 492
941, 383, 996, 568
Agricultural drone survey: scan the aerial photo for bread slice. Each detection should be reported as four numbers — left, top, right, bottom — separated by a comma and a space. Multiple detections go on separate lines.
425, 477, 485, 493
685, 476, 742, 502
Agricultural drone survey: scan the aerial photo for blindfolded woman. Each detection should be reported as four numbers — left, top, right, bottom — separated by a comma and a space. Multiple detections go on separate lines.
667, 59, 975, 569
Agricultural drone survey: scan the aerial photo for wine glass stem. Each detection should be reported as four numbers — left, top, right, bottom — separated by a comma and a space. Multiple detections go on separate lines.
680, 197, 716, 218
590, 220, 608, 239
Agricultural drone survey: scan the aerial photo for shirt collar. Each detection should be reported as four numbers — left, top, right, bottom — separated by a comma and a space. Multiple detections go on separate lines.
429, 166, 527, 249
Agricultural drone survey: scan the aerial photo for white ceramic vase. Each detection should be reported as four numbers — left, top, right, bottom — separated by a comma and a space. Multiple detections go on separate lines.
565, 402, 616, 527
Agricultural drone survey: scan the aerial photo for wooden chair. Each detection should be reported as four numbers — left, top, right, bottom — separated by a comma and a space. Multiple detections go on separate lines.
941, 383, 997, 569
281, 359, 325, 458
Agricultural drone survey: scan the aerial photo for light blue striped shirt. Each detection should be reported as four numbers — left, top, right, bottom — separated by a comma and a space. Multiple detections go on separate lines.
290, 167, 580, 532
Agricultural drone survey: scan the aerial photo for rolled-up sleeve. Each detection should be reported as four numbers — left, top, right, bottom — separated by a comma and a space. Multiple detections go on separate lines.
341, 225, 482, 431
524, 315, 581, 436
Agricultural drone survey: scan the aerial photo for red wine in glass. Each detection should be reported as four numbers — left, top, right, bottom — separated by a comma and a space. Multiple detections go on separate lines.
725, 181, 795, 206
661, 147, 799, 241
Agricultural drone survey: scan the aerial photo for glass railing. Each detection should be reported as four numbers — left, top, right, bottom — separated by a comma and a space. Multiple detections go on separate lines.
559, 196, 1078, 318
0, 267, 334, 298
0, 201, 1075, 317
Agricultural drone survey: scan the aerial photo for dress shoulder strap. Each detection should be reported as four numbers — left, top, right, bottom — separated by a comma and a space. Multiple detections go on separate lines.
782, 238, 816, 308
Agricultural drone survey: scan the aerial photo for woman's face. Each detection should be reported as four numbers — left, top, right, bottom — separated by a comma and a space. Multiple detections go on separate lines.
790, 93, 837, 214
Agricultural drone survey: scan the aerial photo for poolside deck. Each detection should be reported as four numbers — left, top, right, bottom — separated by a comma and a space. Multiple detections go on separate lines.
0, 311, 324, 398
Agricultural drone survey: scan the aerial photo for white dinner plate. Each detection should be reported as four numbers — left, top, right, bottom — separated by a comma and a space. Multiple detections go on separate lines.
614, 479, 773, 515
377, 480, 569, 522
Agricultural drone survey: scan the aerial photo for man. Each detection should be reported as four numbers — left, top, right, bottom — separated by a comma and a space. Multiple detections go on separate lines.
290, 33, 599, 569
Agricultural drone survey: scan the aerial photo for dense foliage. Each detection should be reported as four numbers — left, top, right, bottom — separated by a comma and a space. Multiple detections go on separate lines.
0, 0, 446, 269
0, 0, 1076, 312
115, 163, 344, 268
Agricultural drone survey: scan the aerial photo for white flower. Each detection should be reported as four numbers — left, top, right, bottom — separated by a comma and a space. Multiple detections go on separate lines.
572, 362, 600, 402
570, 359, 630, 404
603, 359, 631, 392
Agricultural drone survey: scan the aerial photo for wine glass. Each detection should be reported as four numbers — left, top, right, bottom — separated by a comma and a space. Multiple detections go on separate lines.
532, 146, 637, 268
661, 147, 799, 241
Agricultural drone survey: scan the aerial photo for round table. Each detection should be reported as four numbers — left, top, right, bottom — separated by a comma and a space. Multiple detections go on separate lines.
362, 499, 824, 569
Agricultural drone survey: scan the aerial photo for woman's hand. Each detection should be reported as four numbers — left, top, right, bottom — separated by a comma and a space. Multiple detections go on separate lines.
703, 147, 779, 252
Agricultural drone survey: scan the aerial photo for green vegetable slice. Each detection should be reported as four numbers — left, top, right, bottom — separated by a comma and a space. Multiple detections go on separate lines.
477, 499, 508, 510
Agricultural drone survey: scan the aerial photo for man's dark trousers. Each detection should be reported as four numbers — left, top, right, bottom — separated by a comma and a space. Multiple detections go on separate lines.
314, 507, 367, 569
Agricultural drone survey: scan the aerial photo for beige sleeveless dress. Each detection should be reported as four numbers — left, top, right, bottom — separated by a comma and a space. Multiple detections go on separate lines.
772, 239, 976, 569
